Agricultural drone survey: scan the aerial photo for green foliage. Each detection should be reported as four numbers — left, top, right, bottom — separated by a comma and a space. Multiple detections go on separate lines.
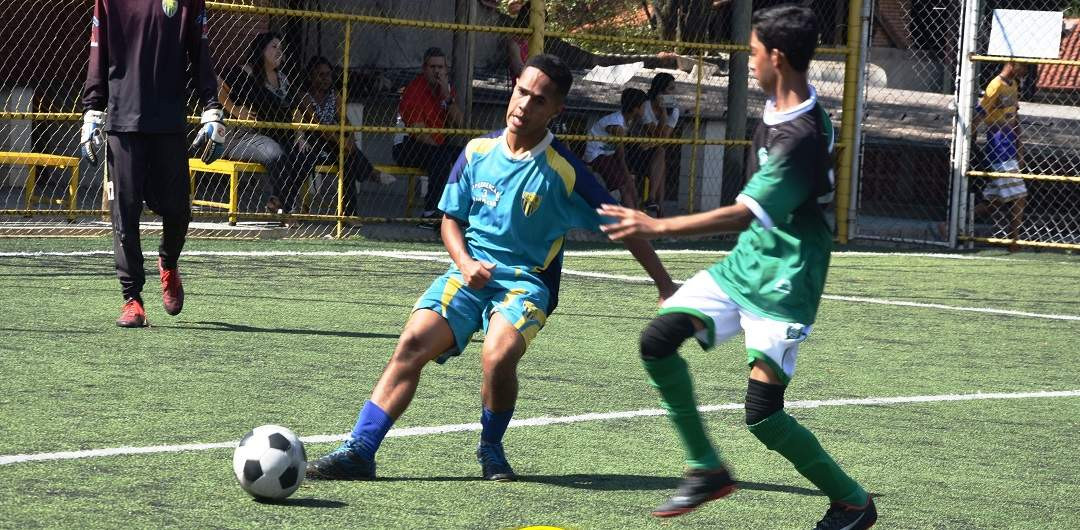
545, 0, 662, 55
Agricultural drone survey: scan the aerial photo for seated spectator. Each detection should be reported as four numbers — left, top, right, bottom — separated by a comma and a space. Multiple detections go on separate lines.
629, 73, 679, 217
392, 47, 465, 228
583, 88, 647, 209
300, 56, 395, 218
218, 32, 314, 217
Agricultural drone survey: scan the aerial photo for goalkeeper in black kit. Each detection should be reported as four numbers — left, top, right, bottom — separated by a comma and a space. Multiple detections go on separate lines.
81, 0, 225, 327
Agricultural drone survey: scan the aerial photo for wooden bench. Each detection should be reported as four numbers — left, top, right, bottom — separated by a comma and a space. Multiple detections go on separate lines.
188, 159, 426, 224
0, 152, 80, 221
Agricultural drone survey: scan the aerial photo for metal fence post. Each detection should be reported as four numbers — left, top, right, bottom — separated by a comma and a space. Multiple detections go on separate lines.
949, 0, 980, 249
336, 20, 352, 239
528, 0, 544, 58
848, 0, 874, 242
836, 0, 865, 244
723, 0, 750, 205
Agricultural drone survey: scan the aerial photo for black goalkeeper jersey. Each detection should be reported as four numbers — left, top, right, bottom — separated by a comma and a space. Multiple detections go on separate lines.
82, 0, 220, 133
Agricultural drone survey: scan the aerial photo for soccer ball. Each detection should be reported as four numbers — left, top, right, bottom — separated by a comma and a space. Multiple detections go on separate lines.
232, 425, 307, 500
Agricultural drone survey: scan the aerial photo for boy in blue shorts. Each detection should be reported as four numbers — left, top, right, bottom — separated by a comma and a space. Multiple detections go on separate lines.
600, 6, 875, 528
307, 54, 676, 482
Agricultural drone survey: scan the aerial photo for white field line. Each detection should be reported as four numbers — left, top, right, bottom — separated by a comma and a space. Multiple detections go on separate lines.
1, 389, 1077, 466
0, 248, 1033, 261
2, 249, 1075, 321
547, 268, 1080, 322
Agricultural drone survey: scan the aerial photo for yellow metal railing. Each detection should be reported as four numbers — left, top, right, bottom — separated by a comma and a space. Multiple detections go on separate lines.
2, 0, 863, 239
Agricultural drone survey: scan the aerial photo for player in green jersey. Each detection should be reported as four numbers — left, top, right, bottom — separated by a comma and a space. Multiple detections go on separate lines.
599, 5, 875, 528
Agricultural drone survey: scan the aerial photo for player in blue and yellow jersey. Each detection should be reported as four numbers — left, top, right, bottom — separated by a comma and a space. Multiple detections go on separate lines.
600, 6, 875, 528
306, 54, 676, 482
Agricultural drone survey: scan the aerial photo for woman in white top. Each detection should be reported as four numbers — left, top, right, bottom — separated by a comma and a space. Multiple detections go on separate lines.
630, 73, 679, 217
584, 88, 647, 209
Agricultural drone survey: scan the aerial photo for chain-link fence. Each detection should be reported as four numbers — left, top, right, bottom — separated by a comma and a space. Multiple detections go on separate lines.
0, 0, 865, 242
853, 0, 960, 246
958, 0, 1080, 250
854, 0, 1080, 251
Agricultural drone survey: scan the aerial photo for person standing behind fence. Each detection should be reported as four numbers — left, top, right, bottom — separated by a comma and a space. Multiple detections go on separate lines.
80, 0, 225, 328
392, 47, 465, 229
972, 61, 1028, 252
301, 56, 395, 218
218, 32, 314, 218
583, 88, 648, 210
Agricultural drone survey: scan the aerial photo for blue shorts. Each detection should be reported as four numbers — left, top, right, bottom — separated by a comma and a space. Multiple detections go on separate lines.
414, 265, 549, 363
986, 129, 1017, 165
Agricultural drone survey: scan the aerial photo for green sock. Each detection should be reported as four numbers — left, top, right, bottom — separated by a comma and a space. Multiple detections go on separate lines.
642, 355, 722, 470
749, 410, 868, 505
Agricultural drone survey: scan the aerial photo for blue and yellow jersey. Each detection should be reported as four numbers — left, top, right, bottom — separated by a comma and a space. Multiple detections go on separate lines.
439, 129, 615, 311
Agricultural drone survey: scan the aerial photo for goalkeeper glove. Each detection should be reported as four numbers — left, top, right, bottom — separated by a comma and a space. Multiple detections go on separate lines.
79, 110, 105, 166
191, 109, 227, 164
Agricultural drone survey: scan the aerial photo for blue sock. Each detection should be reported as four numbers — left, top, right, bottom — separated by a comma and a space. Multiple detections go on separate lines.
480, 407, 514, 445
348, 400, 394, 461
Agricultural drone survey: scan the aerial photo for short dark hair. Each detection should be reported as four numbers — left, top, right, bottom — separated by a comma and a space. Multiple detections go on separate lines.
620, 88, 647, 114
423, 47, 446, 65
524, 54, 572, 99
751, 4, 819, 73
646, 73, 675, 100
306, 55, 332, 75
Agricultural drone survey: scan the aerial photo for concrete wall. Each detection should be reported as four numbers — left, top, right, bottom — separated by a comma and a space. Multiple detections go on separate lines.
311, 0, 507, 71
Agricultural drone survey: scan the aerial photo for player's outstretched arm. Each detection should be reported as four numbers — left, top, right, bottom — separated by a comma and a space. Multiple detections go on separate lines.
441, 215, 494, 290
622, 238, 676, 303
599, 203, 755, 240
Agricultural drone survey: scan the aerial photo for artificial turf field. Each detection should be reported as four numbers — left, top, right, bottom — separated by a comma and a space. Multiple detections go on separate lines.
1, 237, 1077, 528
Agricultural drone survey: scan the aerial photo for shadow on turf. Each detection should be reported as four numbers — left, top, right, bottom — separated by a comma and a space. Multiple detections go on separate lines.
254, 497, 348, 508
160, 321, 399, 340
376, 474, 823, 496
526, 475, 823, 496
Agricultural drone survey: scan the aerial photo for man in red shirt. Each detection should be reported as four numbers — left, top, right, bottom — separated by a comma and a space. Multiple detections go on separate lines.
393, 47, 465, 227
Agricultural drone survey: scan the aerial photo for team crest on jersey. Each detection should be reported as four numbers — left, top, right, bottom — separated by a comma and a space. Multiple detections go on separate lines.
757, 147, 768, 166
785, 325, 804, 340
162, 0, 179, 17
521, 192, 542, 216
522, 300, 540, 320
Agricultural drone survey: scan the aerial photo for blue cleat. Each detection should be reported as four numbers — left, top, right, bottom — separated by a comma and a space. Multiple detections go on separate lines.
476, 441, 516, 481
305, 442, 376, 480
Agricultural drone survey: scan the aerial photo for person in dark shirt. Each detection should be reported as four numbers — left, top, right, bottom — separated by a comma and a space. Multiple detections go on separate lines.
80, 0, 225, 328
218, 32, 314, 217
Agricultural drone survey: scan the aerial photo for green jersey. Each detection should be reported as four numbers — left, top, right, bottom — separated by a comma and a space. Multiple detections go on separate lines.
709, 86, 835, 324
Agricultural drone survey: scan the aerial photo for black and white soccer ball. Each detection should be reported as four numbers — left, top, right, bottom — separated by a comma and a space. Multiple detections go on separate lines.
232, 425, 307, 500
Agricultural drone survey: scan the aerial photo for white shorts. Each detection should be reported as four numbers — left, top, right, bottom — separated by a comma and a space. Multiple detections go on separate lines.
985, 160, 1027, 201
659, 270, 811, 384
